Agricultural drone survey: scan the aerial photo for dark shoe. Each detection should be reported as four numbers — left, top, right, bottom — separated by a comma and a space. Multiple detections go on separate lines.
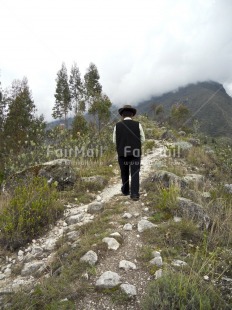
131, 195, 139, 201
121, 186, 130, 196
122, 192, 130, 196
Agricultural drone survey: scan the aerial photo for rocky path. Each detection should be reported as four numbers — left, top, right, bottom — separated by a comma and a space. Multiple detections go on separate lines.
0, 142, 167, 309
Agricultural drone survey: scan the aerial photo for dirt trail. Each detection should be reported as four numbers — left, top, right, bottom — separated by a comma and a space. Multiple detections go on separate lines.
76, 142, 167, 310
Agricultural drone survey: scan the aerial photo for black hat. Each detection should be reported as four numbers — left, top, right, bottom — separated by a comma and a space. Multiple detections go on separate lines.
118, 104, 137, 116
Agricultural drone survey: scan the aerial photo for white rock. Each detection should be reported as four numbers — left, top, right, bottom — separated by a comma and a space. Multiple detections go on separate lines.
12, 278, 34, 289
134, 213, 140, 218
120, 283, 137, 296
66, 231, 80, 241
110, 232, 121, 238
0, 273, 6, 280
18, 255, 24, 262
201, 192, 211, 199
149, 256, 163, 267
4, 268, 11, 277
152, 251, 161, 258
80, 250, 98, 266
122, 213, 132, 219
203, 275, 209, 281
31, 246, 43, 257
138, 220, 157, 232
221, 276, 232, 282
66, 213, 84, 225
224, 184, 232, 194
87, 202, 104, 214
43, 238, 57, 251
119, 260, 136, 271
171, 259, 187, 267
96, 195, 102, 202
96, 271, 121, 288
155, 269, 163, 279
21, 261, 46, 277
24, 253, 34, 263
123, 223, 133, 231
102, 237, 120, 250
18, 250, 24, 256
174, 216, 182, 222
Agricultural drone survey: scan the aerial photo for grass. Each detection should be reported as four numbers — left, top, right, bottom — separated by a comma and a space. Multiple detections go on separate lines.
140, 174, 232, 307
185, 146, 216, 171
3, 200, 125, 309
0, 177, 64, 250
163, 158, 187, 177
141, 271, 231, 310
142, 180, 180, 223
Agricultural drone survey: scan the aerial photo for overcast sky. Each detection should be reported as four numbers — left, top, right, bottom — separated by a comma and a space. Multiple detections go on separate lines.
1, 0, 232, 121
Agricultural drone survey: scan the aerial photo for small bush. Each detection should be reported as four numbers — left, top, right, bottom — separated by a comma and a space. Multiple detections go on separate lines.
186, 146, 215, 170
142, 272, 230, 310
0, 177, 63, 250
143, 140, 156, 154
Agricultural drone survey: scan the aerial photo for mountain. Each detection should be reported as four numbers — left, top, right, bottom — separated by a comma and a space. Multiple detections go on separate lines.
136, 81, 232, 137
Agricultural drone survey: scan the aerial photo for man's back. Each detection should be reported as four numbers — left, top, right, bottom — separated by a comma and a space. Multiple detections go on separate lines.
116, 120, 141, 157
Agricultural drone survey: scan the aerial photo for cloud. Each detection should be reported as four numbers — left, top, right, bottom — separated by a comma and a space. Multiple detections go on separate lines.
1, 0, 232, 120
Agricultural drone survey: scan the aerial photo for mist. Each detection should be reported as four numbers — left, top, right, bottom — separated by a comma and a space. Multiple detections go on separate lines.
1, 0, 232, 121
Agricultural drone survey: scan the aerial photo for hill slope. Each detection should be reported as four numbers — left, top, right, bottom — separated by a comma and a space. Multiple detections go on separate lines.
136, 81, 232, 137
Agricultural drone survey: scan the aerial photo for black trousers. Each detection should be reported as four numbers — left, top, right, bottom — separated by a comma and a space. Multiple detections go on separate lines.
118, 156, 141, 197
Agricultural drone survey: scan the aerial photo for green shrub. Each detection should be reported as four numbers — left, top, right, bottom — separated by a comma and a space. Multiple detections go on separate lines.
0, 177, 64, 250
142, 272, 230, 310
143, 140, 156, 154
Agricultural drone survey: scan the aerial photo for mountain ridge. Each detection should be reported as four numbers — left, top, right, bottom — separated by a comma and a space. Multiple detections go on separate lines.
136, 80, 232, 137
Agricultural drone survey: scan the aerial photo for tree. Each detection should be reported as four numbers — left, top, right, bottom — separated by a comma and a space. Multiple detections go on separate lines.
3, 78, 45, 154
0, 81, 6, 176
84, 62, 102, 110
0, 81, 5, 133
72, 113, 88, 137
155, 104, 165, 123
69, 63, 85, 114
170, 103, 190, 129
52, 63, 71, 127
89, 94, 112, 132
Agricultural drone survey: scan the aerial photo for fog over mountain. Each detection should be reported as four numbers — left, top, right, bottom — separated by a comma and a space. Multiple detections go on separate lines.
1, 0, 232, 120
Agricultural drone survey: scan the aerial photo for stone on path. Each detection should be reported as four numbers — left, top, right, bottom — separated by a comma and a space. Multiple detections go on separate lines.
155, 269, 163, 279
138, 219, 157, 232
119, 260, 136, 271
96, 271, 121, 289
87, 202, 104, 214
171, 259, 188, 267
123, 223, 133, 231
80, 250, 98, 266
66, 213, 84, 225
120, 283, 137, 296
102, 237, 120, 250
149, 256, 163, 267
21, 261, 46, 277
122, 213, 133, 219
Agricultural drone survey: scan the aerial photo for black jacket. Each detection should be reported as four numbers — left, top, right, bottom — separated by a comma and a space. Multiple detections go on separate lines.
116, 120, 141, 157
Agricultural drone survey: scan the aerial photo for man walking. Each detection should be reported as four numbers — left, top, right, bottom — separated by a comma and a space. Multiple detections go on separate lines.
113, 105, 145, 201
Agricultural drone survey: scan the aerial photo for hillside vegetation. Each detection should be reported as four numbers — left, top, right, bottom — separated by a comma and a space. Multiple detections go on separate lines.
0, 115, 232, 309
137, 81, 232, 137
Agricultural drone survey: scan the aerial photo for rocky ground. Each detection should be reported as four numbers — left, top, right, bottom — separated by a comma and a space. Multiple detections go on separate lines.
0, 139, 232, 309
